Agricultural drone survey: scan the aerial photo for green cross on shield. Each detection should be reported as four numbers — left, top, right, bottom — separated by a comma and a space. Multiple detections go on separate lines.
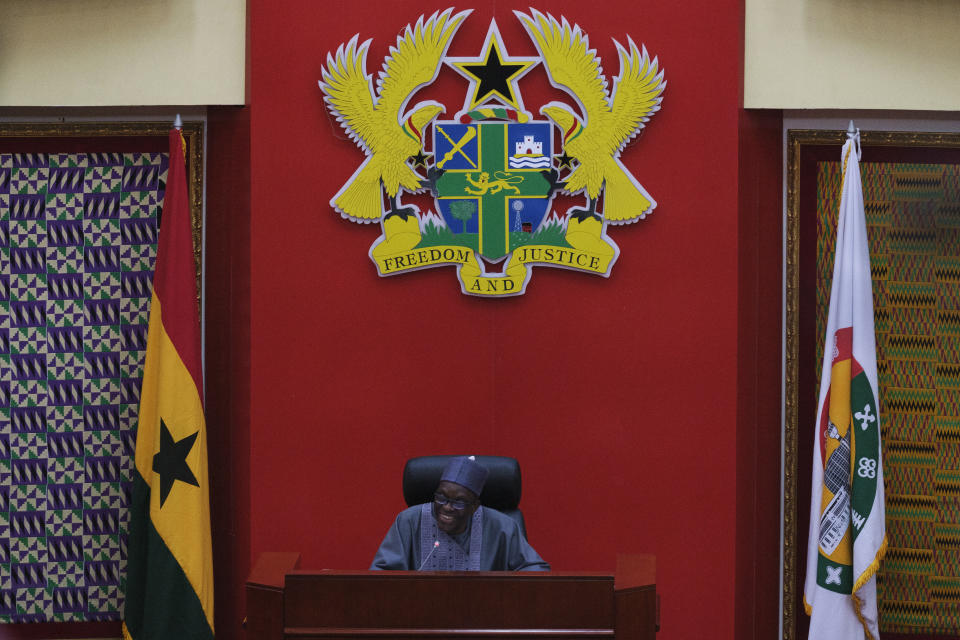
434, 122, 552, 260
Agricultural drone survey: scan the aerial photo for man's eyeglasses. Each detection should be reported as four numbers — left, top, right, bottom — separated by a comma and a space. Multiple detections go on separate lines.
433, 492, 475, 511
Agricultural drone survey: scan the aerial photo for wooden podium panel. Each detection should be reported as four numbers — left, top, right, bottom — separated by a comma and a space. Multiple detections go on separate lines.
246, 553, 657, 640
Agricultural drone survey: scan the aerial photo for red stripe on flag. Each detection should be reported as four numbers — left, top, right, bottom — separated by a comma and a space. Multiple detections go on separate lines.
153, 130, 203, 399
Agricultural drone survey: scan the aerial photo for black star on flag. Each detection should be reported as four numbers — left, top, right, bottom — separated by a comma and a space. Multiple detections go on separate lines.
152, 418, 200, 507
447, 21, 537, 112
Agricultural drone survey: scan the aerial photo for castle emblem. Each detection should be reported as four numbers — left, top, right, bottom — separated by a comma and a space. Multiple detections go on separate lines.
319, 8, 665, 297
510, 136, 549, 170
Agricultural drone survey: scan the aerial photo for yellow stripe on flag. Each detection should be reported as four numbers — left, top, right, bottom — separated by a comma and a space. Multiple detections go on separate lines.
135, 291, 214, 630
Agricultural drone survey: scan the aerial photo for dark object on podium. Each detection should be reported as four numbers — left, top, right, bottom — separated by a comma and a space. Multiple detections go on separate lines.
246, 553, 658, 640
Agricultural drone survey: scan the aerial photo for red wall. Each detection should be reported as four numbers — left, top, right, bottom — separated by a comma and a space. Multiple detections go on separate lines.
246, 1, 747, 638
735, 109, 784, 640
207, 106, 252, 640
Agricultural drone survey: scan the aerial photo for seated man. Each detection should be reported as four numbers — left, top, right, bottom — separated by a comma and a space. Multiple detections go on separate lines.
371, 456, 550, 571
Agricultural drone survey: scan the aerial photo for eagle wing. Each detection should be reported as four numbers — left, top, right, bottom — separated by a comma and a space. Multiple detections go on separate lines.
320, 35, 378, 155
606, 38, 665, 156
376, 9, 470, 125
514, 10, 610, 129
320, 9, 469, 154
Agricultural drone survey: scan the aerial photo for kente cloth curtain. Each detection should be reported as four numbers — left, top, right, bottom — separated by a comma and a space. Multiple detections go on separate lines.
817, 161, 960, 634
0, 151, 166, 621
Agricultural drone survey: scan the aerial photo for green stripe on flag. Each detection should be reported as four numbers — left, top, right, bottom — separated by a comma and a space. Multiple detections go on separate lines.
124, 471, 213, 640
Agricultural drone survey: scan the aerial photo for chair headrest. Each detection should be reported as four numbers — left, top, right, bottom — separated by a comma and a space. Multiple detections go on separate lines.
402, 455, 522, 512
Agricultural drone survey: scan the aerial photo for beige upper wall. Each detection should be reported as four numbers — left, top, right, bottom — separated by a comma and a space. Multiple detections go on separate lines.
745, 0, 960, 110
2, 0, 954, 110
0, 0, 245, 106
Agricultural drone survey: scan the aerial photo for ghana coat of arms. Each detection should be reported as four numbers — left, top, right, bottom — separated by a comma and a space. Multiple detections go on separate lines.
319, 8, 665, 297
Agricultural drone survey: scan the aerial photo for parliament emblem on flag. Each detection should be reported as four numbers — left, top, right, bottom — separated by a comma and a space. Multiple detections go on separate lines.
814, 327, 881, 593
319, 8, 666, 297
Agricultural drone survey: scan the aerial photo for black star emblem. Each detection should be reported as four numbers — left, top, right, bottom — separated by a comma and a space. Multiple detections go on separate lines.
555, 152, 577, 170
152, 418, 200, 507
447, 22, 537, 112
409, 150, 432, 169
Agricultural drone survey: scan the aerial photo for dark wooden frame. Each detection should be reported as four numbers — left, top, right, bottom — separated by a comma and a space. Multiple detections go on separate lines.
783, 129, 960, 640
0, 121, 204, 638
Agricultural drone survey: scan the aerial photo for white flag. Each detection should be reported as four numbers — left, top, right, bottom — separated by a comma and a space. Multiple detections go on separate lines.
804, 129, 887, 640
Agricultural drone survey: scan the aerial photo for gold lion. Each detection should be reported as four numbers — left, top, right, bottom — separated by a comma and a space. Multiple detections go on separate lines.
464, 171, 524, 195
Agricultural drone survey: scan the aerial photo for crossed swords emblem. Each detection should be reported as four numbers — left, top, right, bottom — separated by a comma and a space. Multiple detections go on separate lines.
436, 125, 477, 169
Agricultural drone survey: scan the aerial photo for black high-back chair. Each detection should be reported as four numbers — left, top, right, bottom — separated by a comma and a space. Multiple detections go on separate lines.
402, 455, 528, 539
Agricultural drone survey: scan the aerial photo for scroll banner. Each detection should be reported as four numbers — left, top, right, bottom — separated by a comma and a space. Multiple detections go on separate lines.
372, 244, 615, 297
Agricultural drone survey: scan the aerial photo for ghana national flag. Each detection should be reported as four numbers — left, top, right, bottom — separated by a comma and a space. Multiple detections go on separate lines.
123, 128, 214, 640
803, 126, 886, 640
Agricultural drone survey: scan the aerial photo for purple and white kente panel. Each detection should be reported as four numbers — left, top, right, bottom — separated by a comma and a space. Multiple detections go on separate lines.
0, 151, 167, 622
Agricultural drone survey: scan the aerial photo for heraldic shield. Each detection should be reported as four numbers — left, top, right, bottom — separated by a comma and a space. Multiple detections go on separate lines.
319, 8, 666, 297
433, 120, 553, 261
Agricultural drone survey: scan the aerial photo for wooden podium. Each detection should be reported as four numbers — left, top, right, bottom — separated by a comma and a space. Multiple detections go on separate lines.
246, 553, 658, 640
